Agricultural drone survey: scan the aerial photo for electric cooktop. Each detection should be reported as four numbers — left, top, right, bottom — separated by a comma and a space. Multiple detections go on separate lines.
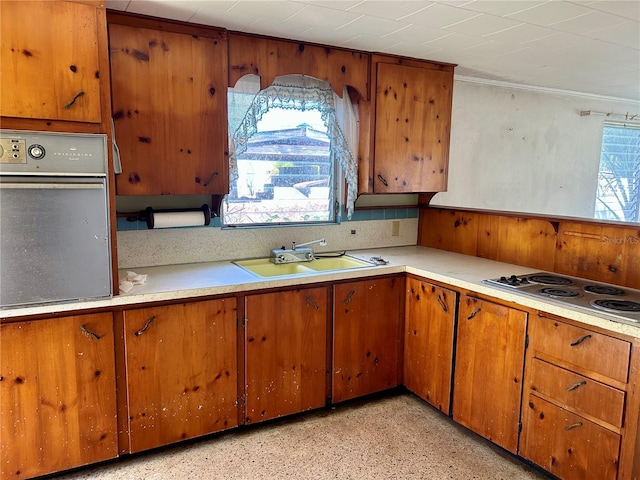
484, 272, 640, 327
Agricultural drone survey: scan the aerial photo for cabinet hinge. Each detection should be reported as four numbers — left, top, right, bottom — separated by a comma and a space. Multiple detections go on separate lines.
525, 334, 529, 349
240, 394, 246, 406
518, 422, 523, 434
237, 316, 246, 328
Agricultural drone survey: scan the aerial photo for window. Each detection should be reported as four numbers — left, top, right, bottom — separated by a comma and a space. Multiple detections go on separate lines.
223, 75, 358, 227
595, 123, 640, 222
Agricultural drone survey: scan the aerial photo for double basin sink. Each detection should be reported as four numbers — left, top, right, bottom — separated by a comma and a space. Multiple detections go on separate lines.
234, 255, 376, 278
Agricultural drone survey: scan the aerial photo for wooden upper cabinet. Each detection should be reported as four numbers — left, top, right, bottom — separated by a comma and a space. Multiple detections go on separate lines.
0, 1, 103, 124
121, 298, 239, 453
0, 313, 118, 479
108, 15, 228, 195
368, 55, 454, 193
228, 32, 370, 97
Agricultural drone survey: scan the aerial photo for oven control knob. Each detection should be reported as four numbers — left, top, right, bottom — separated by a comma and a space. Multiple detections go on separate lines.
28, 144, 45, 159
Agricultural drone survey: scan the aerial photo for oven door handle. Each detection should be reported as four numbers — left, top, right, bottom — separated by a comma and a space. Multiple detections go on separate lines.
0, 182, 104, 190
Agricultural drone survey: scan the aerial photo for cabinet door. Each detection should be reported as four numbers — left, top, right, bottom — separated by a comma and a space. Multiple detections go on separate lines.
373, 61, 453, 193
245, 287, 328, 423
0, 1, 102, 123
123, 299, 238, 453
1, 314, 117, 479
452, 295, 527, 453
333, 276, 404, 403
404, 278, 457, 414
109, 21, 228, 195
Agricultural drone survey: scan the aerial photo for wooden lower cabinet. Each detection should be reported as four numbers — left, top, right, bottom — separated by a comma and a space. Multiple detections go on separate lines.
520, 314, 634, 480
404, 277, 456, 414
521, 395, 620, 480
244, 286, 329, 423
452, 295, 527, 453
0, 313, 118, 479
121, 298, 238, 453
332, 276, 404, 403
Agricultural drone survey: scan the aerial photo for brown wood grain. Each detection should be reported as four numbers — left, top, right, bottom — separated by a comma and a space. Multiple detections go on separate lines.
228, 33, 370, 98
452, 295, 527, 454
404, 277, 456, 414
520, 395, 620, 480
332, 277, 404, 403
0, 314, 118, 479
122, 299, 238, 453
555, 222, 640, 288
1, 1, 102, 123
109, 19, 228, 195
244, 287, 328, 423
371, 57, 453, 193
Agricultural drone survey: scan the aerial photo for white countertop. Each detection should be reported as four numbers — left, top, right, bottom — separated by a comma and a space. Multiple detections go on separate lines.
2, 246, 638, 339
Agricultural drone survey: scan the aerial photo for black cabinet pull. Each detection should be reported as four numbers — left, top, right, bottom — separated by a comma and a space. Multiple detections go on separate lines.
135, 315, 156, 336
437, 294, 447, 312
63, 91, 85, 109
377, 174, 388, 187
570, 334, 592, 347
342, 289, 355, 305
564, 422, 583, 431
80, 324, 101, 340
566, 380, 587, 392
203, 172, 219, 187
466, 307, 481, 320
305, 297, 319, 310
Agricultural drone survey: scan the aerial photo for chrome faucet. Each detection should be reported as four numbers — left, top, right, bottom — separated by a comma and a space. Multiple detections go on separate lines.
292, 238, 326, 250
271, 238, 327, 264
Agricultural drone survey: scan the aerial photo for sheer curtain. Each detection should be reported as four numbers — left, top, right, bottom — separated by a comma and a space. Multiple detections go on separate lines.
228, 74, 359, 219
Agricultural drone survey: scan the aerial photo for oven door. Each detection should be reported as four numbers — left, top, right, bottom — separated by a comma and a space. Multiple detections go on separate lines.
0, 176, 112, 308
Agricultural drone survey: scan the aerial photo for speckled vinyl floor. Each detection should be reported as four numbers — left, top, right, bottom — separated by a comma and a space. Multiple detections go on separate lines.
53, 393, 549, 480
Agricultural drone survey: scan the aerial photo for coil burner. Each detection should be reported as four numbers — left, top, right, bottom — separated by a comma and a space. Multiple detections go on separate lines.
484, 272, 640, 327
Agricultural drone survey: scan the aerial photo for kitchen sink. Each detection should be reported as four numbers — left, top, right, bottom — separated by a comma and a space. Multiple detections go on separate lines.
233, 255, 375, 278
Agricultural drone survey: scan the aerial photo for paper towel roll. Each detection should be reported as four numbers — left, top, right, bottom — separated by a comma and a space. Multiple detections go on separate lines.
145, 205, 211, 229
151, 211, 207, 228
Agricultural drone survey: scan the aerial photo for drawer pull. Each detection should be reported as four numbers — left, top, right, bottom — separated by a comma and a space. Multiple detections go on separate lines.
377, 174, 389, 187
564, 422, 583, 431
135, 315, 156, 336
437, 294, 448, 313
305, 296, 319, 310
342, 289, 355, 305
466, 308, 481, 320
570, 334, 592, 347
80, 324, 101, 340
566, 380, 587, 392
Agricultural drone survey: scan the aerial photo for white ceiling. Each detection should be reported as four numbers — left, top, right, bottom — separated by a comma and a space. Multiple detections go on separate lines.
106, 0, 640, 101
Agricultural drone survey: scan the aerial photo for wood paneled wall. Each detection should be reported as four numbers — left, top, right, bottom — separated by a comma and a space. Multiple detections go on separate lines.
419, 207, 640, 289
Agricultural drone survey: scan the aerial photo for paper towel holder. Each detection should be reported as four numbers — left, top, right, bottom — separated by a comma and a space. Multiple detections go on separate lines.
142, 204, 211, 229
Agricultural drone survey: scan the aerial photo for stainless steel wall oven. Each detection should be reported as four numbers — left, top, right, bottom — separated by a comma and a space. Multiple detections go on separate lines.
0, 130, 112, 308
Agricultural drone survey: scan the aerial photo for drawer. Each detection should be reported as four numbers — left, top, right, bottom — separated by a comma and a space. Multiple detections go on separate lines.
520, 395, 620, 480
528, 358, 625, 428
530, 316, 630, 383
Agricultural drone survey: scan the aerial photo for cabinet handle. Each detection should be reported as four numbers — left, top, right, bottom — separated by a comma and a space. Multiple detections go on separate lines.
342, 289, 355, 305
570, 334, 592, 347
377, 174, 388, 187
466, 307, 481, 320
437, 294, 447, 312
80, 324, 101, 340
135, 315, 156, 336
305, 297, 319, 310
564, 422, 583, 431
566, 380, 587, 392
203, 172, 219, 187
63, 91, 85, 109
